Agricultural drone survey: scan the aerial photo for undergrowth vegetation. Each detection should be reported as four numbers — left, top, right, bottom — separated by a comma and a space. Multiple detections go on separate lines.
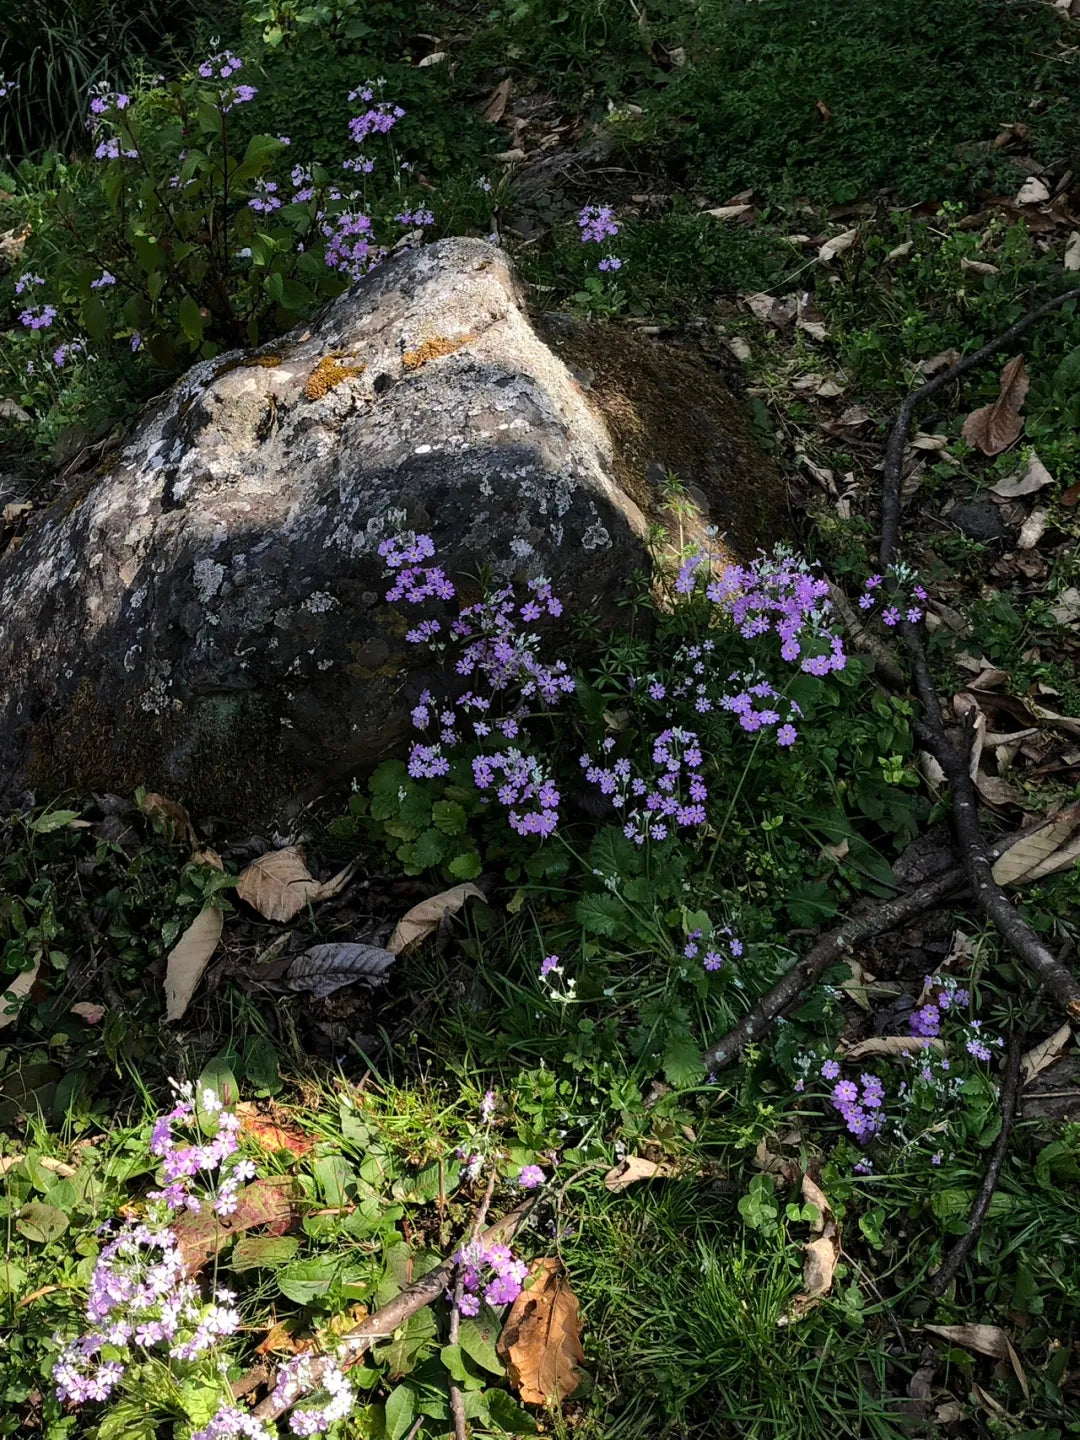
3, 1, 1080, 1438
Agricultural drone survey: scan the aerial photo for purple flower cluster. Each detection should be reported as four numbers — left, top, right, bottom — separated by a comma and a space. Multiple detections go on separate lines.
348, 96, 405, 146
702, 548, 846, 676
964, 1020, 1002, 1063
828, 1070, 885, 1142
147, 1083, 255, 1216
578, 204, 622, 272
320, 209, 384, 282
909, 981, 970, 1039
19, 303, 57, 331
454, 1239, 528, 1316
581, 727, 708, 845
518, 1164, 545, 1189
191, 1405, 275, 1440
271, 1355, 354, 1436
52, 1218, 241, 1403
684, 923, 743, 971
248, 178, 281, 214
90, 271, 117, 289
858, 567, 928, 627
394, 207, 435, 227
379, 531, 455, 605
718, 669, 801, 746
197, 51, 257, 111
14, 272, 44, 295
53, 340, 85, 369
473, 749, 561, 837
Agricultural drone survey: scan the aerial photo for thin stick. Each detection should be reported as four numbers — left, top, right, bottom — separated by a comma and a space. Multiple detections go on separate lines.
447, 1171, 498, 1440
701, 863, 966, 1072
876, 288, 1080, 1023
247, 1197, 534, 1421
929, 1032, 1023, 1296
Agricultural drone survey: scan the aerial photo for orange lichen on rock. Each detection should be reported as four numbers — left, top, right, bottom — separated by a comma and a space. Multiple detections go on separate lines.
305, 354, 366, 400
244, 354, 283, 368
402, 333, 475, 371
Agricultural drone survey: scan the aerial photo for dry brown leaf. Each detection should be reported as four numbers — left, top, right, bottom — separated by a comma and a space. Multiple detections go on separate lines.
236, 848, 358, 923
704, 204, 753, 221
960, 256, 1000, 276
886, 240, 914, 261
70, 1001, 106, 1024
752, 1141, 799, 1187
163, 907, 223, 1022
818, 228, 858, 262
974, 773, 1026, 810
0, 953, 42, 1030
910, 432, 950, 451
191, 847, 224, 870
386, 882, 486, 955
603, 1155, 678, 1191
991, 806, 1080, 886
1018, 508, 1049, 550
990, 452, 1054, 498
961, 355, 1029, 456
0, 1155, 24, 1176
840, 959, 877, 1012
925, 1324, 1028, 1398
842, 1035, 945, 1061
1015, 176, 1050, 206
236, 1102, 313, 1156
1020, 1023, 1071, 1084
140, 792, 197, 848
39, 1156, 76, 1178
1065, 231, 1080, 272
416, 50, 446, 66
781, 1175, 840, 1322
914, 349, 961, 376
480, 77, 512, 122
499, 1259, 585, 1405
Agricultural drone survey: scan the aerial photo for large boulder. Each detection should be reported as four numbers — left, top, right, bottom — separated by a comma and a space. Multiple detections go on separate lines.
0, 238, 785, 822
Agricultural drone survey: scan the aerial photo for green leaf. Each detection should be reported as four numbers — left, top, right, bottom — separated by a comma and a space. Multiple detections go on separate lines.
17, 1201, 69, 1243
179, 294, 204, 346
231, 1235, 299, 1272
432, 800, 467, 835
393, 1158, 460, 1204
785, 881, 838, 928
447, 851, 482, 880
370, 761, 409, 795
30, 809, 81, 834
243, 1035, 282, 1095
197, 1057, 239, 1110
458, 1313, 505, 1376
411, 828, 449, 869
0, 1260, 27, 1295
196, 99, 223, 134
661, 1029, 704, 1088
263, 270, 285, 303
278, 277, 315, 312
486, 1389, 540, 1433
383, 1384, 416, 1440
277, 1253, 340, 1304
574, 891, 628, 938
232, 132, 285, 184
313, 1154, 353, 1207
81, 295, 109, 342
439, 1344, 470, 1384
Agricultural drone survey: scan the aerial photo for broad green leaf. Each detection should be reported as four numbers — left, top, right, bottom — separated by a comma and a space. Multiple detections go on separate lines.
179, 294, 204, 346
17, 1201, 69, 1243
277, 1253, 340, 1303
383, 1384, 416, 1440
197, 1057, 239, 1111
458, 1313, 505, 1376
232, 132, 285, 184
0, 1260, 27, 1295
486, 1389, 540, 1433
230, 1235, 299, 1272
313, 1154, 353, 1207
432, 800, 467, 835
243, 1035, 282, 1095
447, 851, 482, 880
30, 809, 81, 834
81, 296, 109, 342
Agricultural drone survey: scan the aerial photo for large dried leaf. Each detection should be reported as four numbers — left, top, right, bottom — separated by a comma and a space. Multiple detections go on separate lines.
236, 848, 359, 923
1020, 1024, 1072, 1085
1015, 176, 1050, 206
991, 807, 1080, 886
0, 953, 41, 1030
236, 1102, 313, 1156
603, 1155, 679, 1192
925, 1324, 1028, 1396
140, 791, 197, 848
990, 452, 1054, 499
1065, 231, 1080, 272
842, 1036, 945, 1061
782, 1176, 840, 1322
284, 942, 395, 998
480, 77, 513, 123
163, 907, 223, 1022
961, 355, 1029, 456
818, 228, 858, 262
172, 1177, 298, 1273
497, 1258, 586, 1405
387, 883, 486, 955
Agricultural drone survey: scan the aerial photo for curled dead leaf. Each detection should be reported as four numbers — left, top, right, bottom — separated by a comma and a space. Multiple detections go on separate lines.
0, 953, 42, 1030
818, 228, 858, 263
991, 805, 1080, 886
990, 452, 1054, 498
914, 349, 961, 377
497, 1258, 586, 1405
1015, 176, 1050, 206
140, 792, 197, 849
961, 355, 1028, 456
842, 1035, 945, 1061
704, 204, 753, 221
236, 848, 359, 923
781, 1175, 840, 1322
925, 1324, 1028, 1399
480, 77, 513, 123
164, 907, 224, 1022
70, 1001, 107, 1024
387, 882, 486, 955
1020, 1023, 1071, 1085
960, 256, 1000, 276
603, 1155, 678, 1191
236, 1102, 313, 1156
1065, 231, 1080, 272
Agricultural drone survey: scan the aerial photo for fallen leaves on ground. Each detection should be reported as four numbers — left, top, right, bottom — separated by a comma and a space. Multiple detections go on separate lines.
480, 77, 513, 123
387, 882, 486, 955
283, 942, 396, 997
1019, 1023, 1072, 1085
497, 1258, 586, 1405
603, 1155, 680, 1191
961, 355, 1029, 456
0, 954, 42, 1029
236, 1102, 313, 1156
1065, 231, 1080, 271
139, 791, 197, 848
70, 1001, 106, 1024
991, 805, 1080, 886
818, 228, 858, 263
1015, 177, 1050, 206
925, 1324, 1028, 1398
163, 907, 224, 1022
236, 848, 359, 923
989, 451, 1054, 498
842, 1035, 945, 1060
782, 1175, 840, 1322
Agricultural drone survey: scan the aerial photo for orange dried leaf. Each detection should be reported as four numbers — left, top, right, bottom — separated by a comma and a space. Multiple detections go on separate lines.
497, 1258, 586, 1406
961, 355, 1029, 456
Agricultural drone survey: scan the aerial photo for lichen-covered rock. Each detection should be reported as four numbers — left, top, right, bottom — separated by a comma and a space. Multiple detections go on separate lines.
0, 238, 784, 821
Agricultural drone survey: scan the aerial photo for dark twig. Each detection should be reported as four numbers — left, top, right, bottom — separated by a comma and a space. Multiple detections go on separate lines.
929, 1031, 1023, 1296
447, 1170, 498, 1440
247, 1196, 534, 1421
879, 285, 1080, 567
701, 863, 966, 1073
876, 291, 1080, 1022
